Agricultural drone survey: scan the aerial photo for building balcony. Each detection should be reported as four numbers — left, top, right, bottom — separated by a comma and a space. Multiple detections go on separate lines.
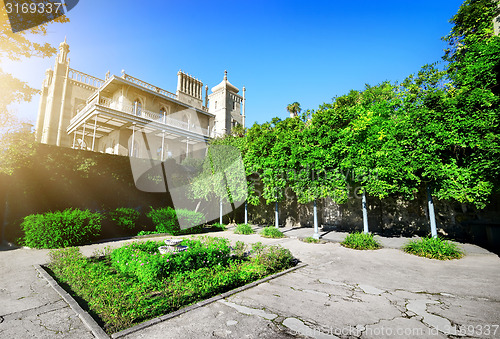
67, 95, 214, 142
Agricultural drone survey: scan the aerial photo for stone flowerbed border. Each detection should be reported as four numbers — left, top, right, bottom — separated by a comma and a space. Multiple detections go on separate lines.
35, 262, 307, 339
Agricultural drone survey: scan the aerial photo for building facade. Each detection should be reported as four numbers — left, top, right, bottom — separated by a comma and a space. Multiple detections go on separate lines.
36, 39, 246, 162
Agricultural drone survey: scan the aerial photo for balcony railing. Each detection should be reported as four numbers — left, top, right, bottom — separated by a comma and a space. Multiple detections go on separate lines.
68, 68, 104, 88
72, 97, 211, 137
122, 73, 177, 100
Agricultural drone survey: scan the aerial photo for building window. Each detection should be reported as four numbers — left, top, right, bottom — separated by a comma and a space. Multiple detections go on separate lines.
215, 101, 217, 109
233, 101, 235, 110
133, 100, 142, 116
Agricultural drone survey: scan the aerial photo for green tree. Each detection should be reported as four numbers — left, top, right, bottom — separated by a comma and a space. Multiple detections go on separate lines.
286, 102, 301, 118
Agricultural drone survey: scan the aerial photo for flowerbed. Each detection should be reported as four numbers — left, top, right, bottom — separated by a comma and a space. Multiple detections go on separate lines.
47, 236, 295, 333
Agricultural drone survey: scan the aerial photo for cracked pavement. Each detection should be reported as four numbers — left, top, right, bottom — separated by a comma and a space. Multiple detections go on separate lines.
1, 229, 499, 338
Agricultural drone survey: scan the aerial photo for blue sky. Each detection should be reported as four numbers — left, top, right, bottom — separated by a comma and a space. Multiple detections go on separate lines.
4, 0, 464, 126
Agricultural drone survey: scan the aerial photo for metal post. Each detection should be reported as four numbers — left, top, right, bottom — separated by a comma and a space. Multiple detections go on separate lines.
91, 114, 97, 151
244, 200, 248, 224
427, 186, 437, 237
362, 189, 369, 234
219, 198, 223, 225
313, 199, 320, 239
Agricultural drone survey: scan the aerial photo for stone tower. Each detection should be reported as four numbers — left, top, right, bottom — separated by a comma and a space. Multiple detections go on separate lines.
36, 38, 70, 145
208, 71, 244, 136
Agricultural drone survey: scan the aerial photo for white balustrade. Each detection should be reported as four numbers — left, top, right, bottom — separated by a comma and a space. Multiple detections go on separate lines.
71, 98, 209, 137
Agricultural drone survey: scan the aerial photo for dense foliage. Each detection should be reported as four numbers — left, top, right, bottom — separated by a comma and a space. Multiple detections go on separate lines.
146, 207, 204, 235
260, 226, 286, 238
403, 237, 464, 260
196, 0, 499, 214
21, 208, 102, 248
110, 238, 231, 283
108, 207, 140, 231
48, 238, 295, 333
341, 232, 381, 250
234, 223, 255, 235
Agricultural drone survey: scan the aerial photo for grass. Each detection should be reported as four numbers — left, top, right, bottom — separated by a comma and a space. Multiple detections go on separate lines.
234, 224, 255, 235
341, 232, 381, 250
302, 236, 320, 243
47, 237, 295, 334
403, 237, 464, 260
259, 226, 285, 238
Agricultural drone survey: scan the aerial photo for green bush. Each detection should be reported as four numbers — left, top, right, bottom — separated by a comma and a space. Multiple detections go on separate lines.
108, 207, 140, 230
403, 237, 464, 260
110, 237, 231, 284
212, 222, 226, 231
21, 208, 102, 248
341, 232, 381, 250
251, 243, 294, 273
48, 240, 296, 333
234, 223, 255, 235
259, 226, 285, 238
147, 207, 204, 235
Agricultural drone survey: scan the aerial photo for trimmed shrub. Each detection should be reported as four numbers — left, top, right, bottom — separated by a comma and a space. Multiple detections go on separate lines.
234, 223, 255, 235
341, 232, 381, 250
110, 237, 231, 284
403, 237, 464, 260
48, 240, 297, 333
21, 208, 102, 248
108, 207, 140, 231
260, 226, 285, 238
211, 222, 226, 231
251, 243, 294, 273
146, 207, 204, 235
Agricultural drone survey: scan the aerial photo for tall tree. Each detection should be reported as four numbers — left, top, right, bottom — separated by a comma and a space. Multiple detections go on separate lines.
286, 102, 301, 118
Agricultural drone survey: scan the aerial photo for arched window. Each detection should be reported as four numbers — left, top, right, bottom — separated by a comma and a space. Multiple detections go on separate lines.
133, 99, 142, 116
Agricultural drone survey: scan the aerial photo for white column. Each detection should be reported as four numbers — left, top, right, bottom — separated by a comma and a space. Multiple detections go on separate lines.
72, 130, 77, 148
161, 131, 165, 161
81, 123, 86, 149
244, 201, 248, 224
130, 124, 135, 157
362, 189, 369, 233
427, 186, 437, 237
91, 114, 97, 151
313, 200, 320, 239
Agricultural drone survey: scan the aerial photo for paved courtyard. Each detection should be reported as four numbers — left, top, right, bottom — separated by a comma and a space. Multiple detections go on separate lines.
1, 228, 499, 338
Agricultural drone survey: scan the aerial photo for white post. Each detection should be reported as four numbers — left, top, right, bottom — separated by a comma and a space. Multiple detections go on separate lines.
81, 122, 86, 149
91, 114, 97, 151
161, 131, 165, 161
244, 200, 248, 224
427, 186, 437, 237
72, 130, 76, 148
362, 189, 369, 233
275, 194, 279, 228
130, 124, 135, 157
219, 198, 223, 224
313, 199, 320, 239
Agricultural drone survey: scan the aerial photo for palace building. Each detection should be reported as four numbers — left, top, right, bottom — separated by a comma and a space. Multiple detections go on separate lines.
35, 39, 246, 162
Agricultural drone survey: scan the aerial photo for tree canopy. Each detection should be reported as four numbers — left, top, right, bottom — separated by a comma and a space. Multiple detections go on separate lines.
194, 0, 499, 211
